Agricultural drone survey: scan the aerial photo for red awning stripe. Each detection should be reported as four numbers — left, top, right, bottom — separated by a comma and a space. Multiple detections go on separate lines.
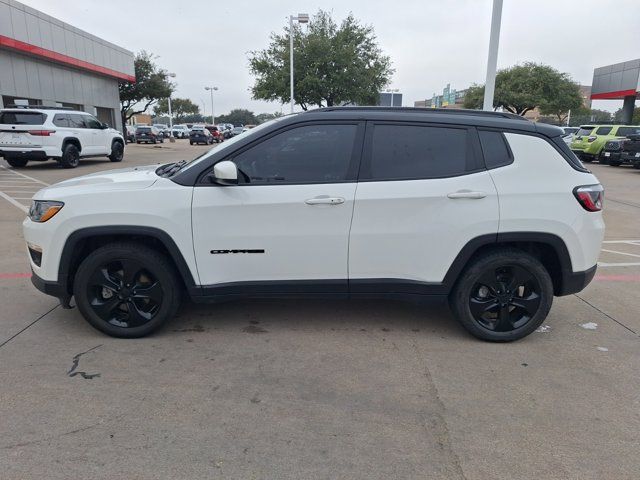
0, 34, 135, 82
591, 89, 637, 100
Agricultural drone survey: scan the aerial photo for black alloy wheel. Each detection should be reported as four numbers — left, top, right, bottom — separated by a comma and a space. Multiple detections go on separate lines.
85, 259, 162, 328
469, 265, 541, 332
450, 249, 553, 341
74, 243, 180, 337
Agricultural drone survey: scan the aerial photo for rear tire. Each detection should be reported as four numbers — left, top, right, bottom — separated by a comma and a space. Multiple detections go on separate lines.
449, 249, 553, 342
60, 144, 80, 168
6, 158, 28, 168
73, 242, 181, 338
108, 141, 124, 162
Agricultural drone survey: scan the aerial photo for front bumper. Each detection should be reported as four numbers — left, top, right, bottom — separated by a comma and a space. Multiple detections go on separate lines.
31, 269, 72, 308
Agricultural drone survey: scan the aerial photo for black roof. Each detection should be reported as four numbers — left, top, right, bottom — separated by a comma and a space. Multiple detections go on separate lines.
295, 106, 562, 137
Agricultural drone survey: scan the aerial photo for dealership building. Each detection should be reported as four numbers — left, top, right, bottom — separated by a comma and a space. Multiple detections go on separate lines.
0, 0, 134, 132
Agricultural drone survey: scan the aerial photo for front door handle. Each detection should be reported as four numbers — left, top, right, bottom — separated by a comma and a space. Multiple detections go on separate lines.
447, 190, 487, 199
305, 196, 345, 205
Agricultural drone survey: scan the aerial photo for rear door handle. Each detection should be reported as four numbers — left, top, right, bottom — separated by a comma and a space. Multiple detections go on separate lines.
447, 190, 487, 199
305, 196, 345, 205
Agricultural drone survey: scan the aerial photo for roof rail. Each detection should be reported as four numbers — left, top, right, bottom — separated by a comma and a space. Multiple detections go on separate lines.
311, 106, 530, 121
4, 104, 74, 110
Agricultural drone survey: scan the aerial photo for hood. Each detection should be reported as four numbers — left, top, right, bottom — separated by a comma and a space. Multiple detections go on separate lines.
33, 164, 160, 199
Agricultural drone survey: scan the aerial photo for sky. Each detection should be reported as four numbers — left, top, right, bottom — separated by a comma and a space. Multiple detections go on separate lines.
20, 0, 640, 117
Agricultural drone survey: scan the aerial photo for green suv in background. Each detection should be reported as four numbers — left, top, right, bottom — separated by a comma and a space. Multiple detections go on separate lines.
571, 124, 640, 162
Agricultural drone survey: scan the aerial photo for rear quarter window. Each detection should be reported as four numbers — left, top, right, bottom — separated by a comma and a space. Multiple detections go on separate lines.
478, 130, 513, 169
0, 111, 46, 125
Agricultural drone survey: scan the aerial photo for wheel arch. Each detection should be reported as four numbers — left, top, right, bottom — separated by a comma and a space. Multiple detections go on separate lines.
58, 226, 199, 299
61, 137, 81, 153
443, 232, 574, 296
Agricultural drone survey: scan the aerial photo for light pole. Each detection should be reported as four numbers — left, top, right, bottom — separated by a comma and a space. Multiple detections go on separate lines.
205, 86, 218, 124
483, 0, 503, 111
167, 73, 176, 142
289, 13, 309, 114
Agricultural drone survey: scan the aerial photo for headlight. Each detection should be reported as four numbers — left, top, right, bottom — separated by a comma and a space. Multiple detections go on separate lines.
29, 200, 64, 222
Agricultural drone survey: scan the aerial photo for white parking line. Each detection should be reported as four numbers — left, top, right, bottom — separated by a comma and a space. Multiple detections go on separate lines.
0, 165, 49, 212
598, 262, 640, 267
601, 248, 640, 259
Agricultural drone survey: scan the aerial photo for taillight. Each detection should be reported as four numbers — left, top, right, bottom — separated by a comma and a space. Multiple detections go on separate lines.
573, 184, 604, 212
28, 130, 55, 136
587, 136, 597, 143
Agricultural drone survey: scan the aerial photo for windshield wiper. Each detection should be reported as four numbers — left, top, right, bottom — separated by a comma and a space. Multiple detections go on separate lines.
157, 159, 188, 177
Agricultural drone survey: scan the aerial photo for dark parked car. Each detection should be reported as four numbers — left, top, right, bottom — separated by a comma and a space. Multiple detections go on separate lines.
135, 126, 164, 144
190, 126, 214, 145
602, 128, 640, 166
205, 125, 224, 143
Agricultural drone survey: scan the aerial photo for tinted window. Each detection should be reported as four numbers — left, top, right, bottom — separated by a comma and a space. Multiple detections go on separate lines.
231, 124, 357, 184
616, 127, 640, 137
136, 127, 151, 132
479, 130, 513, 169
365, 124, 470, 180
68, 114, 86, 128
595, 126, 612, 135
53, 114, 69, 127
0, 111, 46, 125
576, 127, 594, 136
85, 116, 102, 129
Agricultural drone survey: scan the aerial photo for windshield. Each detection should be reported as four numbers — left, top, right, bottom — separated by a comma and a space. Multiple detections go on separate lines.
180, 115, 291, 172
136, 127, 151, 132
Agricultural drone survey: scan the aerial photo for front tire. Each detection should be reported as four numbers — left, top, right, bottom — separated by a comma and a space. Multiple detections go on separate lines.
109, 141, 124, 162
449, 249, 553, 342
6, 157, 28, 168
73, 242, 181, 338
60, 144, 80, 168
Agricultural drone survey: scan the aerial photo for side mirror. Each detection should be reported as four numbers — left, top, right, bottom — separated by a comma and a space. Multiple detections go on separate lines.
210, 160, 238, 185
101, 122, 109, 129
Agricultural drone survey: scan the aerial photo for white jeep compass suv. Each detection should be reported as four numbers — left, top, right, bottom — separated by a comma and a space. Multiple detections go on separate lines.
23, 107, 605, 341
0, 106, 125, 168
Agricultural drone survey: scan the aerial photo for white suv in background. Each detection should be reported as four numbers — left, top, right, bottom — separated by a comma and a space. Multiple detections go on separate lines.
23, 107, 604, 341
0, 106, 124, 168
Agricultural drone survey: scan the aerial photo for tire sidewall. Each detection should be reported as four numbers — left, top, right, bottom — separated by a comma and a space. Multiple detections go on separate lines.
109, 141, 124, 162
450, 250, 553, 342
61, 144, 80, 168
73, 244, 180, 338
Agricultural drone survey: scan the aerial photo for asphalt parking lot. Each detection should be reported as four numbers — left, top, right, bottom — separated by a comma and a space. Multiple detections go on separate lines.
1, 142, 639, 479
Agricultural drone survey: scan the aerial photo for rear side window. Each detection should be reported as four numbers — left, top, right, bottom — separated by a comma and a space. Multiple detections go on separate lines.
363, 124, 471, 180
53, 114, 69, 127
595, 126, 612, 135
478, 130, 513, 169
0, 111, 46, 125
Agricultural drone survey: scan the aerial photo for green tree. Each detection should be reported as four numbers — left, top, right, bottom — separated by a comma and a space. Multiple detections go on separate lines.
462, 63, 583, 119
255, 112, 284, 124
154, 98, 199, 123
119, 51, 174, 131
249, 10, 393, 109
216, 109, 258, 125
613, 107, 640, 125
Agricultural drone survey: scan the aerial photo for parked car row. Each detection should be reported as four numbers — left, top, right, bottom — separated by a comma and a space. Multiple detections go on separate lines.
125, 122, 249, 145
570, 124, 640, 169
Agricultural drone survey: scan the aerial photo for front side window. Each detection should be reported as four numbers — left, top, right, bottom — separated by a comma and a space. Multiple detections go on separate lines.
68, 114, 86, 128
84, 116, 102, 129
595, 126, 612, 135
616, 126, 640, 137
363, 124, 471, 180
231, 124, 358, 184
